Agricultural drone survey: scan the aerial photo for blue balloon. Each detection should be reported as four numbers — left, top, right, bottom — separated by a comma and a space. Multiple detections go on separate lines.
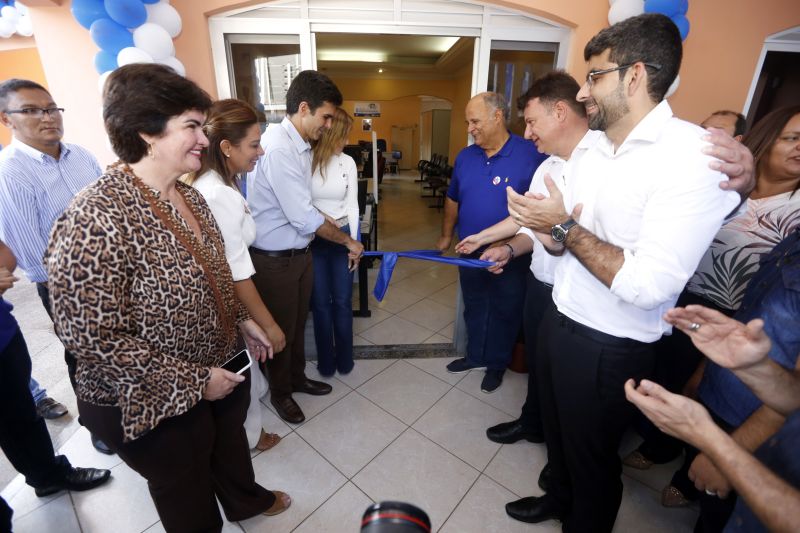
71, 0, 108, 30
103, 0, 146, 29
678, 0, 689, 14
141, 0, 160, 3
94, 50, 118, 74
90, 18, 134, 55
644, 0, 682, 17
672, 14, 690, 40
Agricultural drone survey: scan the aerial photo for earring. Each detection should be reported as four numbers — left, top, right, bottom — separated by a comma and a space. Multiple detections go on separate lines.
224, 152, 230, 158
147, 143, 154, 159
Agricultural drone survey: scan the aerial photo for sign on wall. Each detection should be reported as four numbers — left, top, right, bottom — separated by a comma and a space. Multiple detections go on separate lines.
354, 101, 381, 117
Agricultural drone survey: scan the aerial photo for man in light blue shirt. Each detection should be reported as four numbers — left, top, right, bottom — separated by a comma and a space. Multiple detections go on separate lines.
249, 70, 363, 424
0, 79, 109, 453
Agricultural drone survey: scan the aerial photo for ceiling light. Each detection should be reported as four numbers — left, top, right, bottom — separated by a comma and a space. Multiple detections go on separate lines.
317, 50, 387, 63
378, 68, 384, 73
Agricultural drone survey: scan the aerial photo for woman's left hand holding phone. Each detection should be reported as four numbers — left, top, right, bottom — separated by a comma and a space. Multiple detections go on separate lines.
203, 368, 245, 400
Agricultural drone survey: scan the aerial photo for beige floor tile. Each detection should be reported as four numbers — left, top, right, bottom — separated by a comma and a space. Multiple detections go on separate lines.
2, 474, 60, 520
57, 426, 125, 471
11, 494, 82, 533
353, 335, 374, 346
397, 298, 457, 332
613, 476, 697, 532
242, 433, 346, 532
72, 461, 159, 533
440, 474, 560, 533
456, 368, 528, 417
405, 357, 471, 386
293, 482, 373, 533
297, 391, 406, 477
352, 429, 480, 530
353, 307, 393, 334
438, 321, 455, 339
369, 289, 424, 314
484, 441, 548, 498
413, 388, 512, 470
429, 282, 458, 309
359, 315, 437, 345
423, 333, 451, 344
392, 271, 459, 298
357, 361, 451, 425
334, 358, 396, 389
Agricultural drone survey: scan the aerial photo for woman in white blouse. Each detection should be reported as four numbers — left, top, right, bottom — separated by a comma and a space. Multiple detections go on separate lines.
310, 108, 360, 376
186, 99, 286, 451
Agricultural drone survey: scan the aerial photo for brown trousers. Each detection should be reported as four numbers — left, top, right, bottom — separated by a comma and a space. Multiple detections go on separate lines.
78, 370, 274, 533
250, 251, 313, 399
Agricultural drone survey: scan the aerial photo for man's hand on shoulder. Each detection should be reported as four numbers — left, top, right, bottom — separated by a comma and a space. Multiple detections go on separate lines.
703, 127, 755, 198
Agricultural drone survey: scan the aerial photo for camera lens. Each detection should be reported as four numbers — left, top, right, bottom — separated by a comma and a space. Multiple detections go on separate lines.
361, 501, 431, 532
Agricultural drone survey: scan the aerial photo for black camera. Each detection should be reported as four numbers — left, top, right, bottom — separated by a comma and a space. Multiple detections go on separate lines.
361, 501, 431, 532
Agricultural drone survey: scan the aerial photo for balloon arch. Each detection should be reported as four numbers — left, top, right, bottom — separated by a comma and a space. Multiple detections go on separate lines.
70, 0, 184, 90
608, 0, 691, 98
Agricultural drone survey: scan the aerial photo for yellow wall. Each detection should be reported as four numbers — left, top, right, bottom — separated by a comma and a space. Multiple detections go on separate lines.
21, 0, 800, 165
0, 47, 48, 148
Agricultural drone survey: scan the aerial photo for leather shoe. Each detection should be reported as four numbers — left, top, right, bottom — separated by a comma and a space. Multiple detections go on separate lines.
506, 494, 564, 524
35, 467, 111, 497
91, 434, 114, 455
538, 463, 553, 493
35, 396, 68, 419
486, 420, 544, 444
271, 396, 305, 424
293, 378, 332, 396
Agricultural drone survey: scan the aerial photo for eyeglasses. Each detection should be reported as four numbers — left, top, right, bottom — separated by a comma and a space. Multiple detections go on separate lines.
585, 62, 662, 87
4, 107, 65, 119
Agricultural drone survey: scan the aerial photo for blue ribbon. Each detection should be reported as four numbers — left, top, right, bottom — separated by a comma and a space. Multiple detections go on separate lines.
362, 249, 494, 301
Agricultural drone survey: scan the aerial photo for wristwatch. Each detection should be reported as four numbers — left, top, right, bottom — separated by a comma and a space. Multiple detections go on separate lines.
551, 218, 577, 243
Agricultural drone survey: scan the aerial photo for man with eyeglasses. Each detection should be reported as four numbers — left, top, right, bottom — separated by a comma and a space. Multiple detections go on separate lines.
502, 14, 752, 532
0, 79, 110, 455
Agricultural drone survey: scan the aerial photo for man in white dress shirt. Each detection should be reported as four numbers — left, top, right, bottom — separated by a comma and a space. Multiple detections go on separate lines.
500, 14, 747, 531
248, 71, 363, 424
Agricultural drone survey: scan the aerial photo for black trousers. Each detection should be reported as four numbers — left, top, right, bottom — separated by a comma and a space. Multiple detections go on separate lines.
78, 370, 274, 533
0, 329, 74, 527
518, 273, 552, 432
36, 282, 78, 390
250, 251, 313, 399
537, 305, 655, 533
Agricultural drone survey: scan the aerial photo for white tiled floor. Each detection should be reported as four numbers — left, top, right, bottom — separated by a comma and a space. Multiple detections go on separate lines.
3, 357, 698, 532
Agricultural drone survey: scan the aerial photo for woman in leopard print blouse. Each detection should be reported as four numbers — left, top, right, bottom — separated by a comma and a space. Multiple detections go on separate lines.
45, 64, 290, 531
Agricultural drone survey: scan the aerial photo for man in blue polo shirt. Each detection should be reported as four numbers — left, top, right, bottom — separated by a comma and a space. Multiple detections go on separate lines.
437, 92, 546, 393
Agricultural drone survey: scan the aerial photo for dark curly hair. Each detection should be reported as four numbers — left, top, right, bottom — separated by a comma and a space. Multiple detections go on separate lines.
103, 64, 212, 163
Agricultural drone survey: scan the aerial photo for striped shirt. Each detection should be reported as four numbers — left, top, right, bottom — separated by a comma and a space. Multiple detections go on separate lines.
0, 138, 102, 282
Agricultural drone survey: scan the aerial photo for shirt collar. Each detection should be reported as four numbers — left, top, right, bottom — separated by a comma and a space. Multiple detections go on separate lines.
10, 137, 69, 163
596, 100, 673, 156
483, 132, 515, 159
280, 117, 311, 154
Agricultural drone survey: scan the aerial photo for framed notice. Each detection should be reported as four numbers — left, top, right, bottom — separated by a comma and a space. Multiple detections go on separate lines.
354, 102, 381, 117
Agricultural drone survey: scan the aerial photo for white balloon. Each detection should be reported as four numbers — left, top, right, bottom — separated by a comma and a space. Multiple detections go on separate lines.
117, 46, 154, 66
132, 22, 174, 61
665, 75, 680, 99
0, 18, 15, 38
145, 1, 182, 38
609, 0, 622, 5
0, 6, 19, 24
16, 15, 33, 37
15, 2, 28, 16
98, 71, 112, 94
157, 55, 186, 77
608, 0, 644, 25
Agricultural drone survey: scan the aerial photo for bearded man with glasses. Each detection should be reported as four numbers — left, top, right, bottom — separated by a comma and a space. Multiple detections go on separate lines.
0, 79, 110, 455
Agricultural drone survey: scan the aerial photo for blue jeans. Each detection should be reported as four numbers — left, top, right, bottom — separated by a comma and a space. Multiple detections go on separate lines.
459, 253, 528, 371
29, 377, 46, 404
310, 226, 355, 376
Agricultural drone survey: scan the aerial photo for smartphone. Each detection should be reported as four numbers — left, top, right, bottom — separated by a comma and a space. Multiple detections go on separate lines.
220, 349, 252, 375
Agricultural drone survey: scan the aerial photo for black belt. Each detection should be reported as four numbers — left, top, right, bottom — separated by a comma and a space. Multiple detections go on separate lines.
249, 246, 310, 258
554, 310, 646, 349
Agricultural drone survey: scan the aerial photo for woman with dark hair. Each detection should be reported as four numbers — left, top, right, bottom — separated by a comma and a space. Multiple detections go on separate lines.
310, 107, 359, 376
624, 106, 800, 509
45, 64, 290, 532
185, 98, 285, 452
